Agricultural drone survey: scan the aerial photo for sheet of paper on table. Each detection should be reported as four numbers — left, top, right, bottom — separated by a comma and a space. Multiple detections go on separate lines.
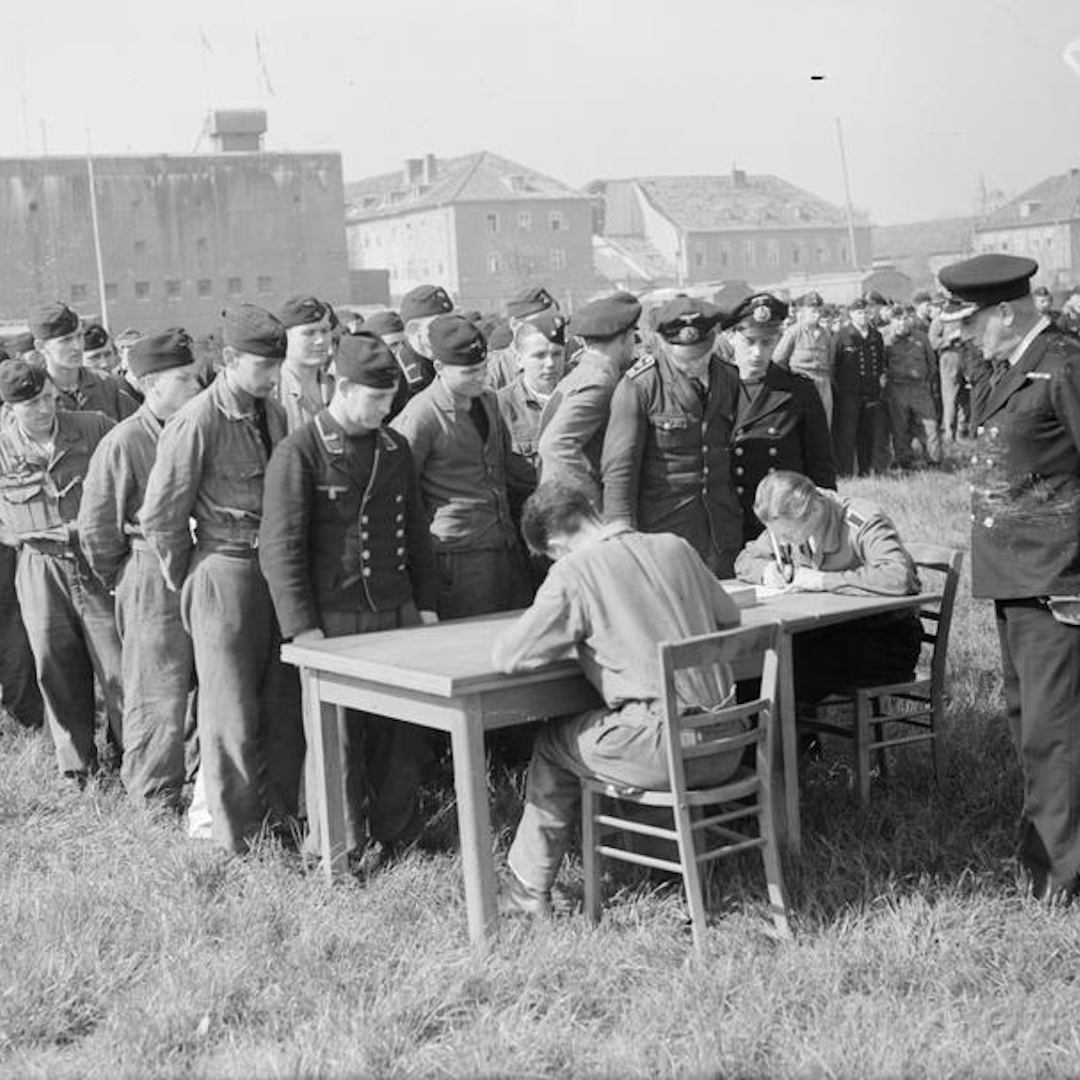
718, 580, 761, 608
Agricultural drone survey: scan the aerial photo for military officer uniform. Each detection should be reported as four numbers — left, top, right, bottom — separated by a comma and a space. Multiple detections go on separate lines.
833, 298, 888, 476
601, 296, 743, 577
388, 285, 450, 420
537, 292, 641, 502
0, 360, 122, 779
941, 253, 1080, 899
275, 296, 335, 433
884, 308, 941, 468
78, 331, 198, 807
772, 291, 837, 425
261, 332, 440, 859
140, 305, 302, 853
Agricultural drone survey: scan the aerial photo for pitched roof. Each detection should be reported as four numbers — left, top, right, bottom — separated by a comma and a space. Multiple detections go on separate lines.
345, 151, 588, 221
873, 216, 978, 258
976, 170, 1080, 230
615, 173, 866, 233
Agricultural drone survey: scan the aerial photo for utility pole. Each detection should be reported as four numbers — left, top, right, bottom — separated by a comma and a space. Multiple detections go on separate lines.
835, 117, 860, 271
86, 133, 110, 329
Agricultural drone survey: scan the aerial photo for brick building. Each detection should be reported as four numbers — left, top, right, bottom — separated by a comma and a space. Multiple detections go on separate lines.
345, 152, 600, 313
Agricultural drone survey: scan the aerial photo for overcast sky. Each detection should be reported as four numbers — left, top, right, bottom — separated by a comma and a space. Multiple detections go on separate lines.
2, 0, 1079, 225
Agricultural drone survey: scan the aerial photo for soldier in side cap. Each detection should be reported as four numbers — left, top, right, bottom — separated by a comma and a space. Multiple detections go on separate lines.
506, 284, 559, 321
29, 302, 138, 420
78, 330, 203, 807
939, 252, 1080, 902
484, 319, 519, 392
260, 331, 440, 872
772, 290, 838, 425
275, 295, 335, 433
536, 291, 641, 503
391, 314, 533, 619
601, 296, 743, 576
140, 304, 303, 854
832, 297, 888, 476
883, 305, 941, 469
82, 323, 119, 373
723, 294, 837, 542
0, 360, 122, 782
391, 284, 453, 418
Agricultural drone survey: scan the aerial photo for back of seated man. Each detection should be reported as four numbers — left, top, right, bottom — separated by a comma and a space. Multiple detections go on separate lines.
492, 480, 743, 917
734, 470, 922, 704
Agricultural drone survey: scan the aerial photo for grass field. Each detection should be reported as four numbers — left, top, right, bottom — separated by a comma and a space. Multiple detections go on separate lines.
3, 454, 1079, 1079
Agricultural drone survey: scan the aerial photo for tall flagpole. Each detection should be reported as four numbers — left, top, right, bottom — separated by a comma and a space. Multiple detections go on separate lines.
86, 132, 109, 330
835, 117, 860, 272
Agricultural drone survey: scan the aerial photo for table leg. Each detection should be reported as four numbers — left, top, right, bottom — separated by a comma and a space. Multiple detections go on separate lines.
301, 670, 348, 881
450, 706, 496, 944
777, 631, 802, 853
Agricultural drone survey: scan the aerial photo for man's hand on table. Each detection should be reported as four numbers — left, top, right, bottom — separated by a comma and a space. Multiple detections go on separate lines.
419, 610, 439, 626
790, 567, 827, 592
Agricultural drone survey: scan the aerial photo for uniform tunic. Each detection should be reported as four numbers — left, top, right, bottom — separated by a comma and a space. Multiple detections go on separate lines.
731, 363, 837, 542
78, 404, 194, 805
601, 352, 743, 577
494, 525, 742, 893
833, 323, 887, 476
259, 409, 440, 852
496, 375, 555, 473
275, 361, 333, 434
53, 366, 139, 421
773, 323, 837, 423
970, 323, 1080, 894
140, 374, 302, 853
885, 332, 941, 466
0, 409, 122, 776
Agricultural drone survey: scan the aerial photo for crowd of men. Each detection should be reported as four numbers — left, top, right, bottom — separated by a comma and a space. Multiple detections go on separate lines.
0, 250, 1078, 908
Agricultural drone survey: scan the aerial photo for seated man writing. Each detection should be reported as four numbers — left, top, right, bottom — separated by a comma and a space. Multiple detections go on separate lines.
492, 480, 742, 917
734, 470, 922, 703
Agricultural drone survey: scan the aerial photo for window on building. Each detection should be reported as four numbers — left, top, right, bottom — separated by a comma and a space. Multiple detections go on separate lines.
767, 239, 781, 266
257, 275, 273, 295
486, 212, 500, 234
550, 248, 566, 271
135, 281, 150, 301
693, 244, 706, 270
197, 279, 213, 298
227, 276, 243, 296
134, 239, 146, 255
815, 243, 828, 264
196, 237, 208, 253
742, 239, 756, 268
719, 241, 731, 268
518, 211, 532, 231
488, 252, 501, 274
104, 283, 118, 301
791, 242, 803, 266
70, 283, 87, 303
549, 210, 565, 232
165, 279, 181, 300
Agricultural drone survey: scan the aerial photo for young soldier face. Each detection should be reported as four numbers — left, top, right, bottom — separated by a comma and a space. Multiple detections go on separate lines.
10, 380, 59, 434
285, 318, 332, 367
40, 330, 84, 371
436, 359, 488, 399
144, 366, 202, 420
518, 329, 565, 394
731, 329, 780, 381
226, 349, 283, 398
337, 381, 397, 432
850, 307, 869, 331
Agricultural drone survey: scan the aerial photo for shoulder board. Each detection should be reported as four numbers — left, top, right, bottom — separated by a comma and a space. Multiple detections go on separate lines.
627, 355, 656, 380
845, 505, 868, 529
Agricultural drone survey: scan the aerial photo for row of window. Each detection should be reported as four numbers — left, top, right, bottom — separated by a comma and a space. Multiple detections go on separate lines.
689, 237, 849, 271
69, 277, 273, 304
487, 249, 566, 274
130, 237, 212, 256
486, 210, 566, 234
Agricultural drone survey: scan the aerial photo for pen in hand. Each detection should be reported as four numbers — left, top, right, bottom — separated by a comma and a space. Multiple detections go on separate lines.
767, 529, 795, 585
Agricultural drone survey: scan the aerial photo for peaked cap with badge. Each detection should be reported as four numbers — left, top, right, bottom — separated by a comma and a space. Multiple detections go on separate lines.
938, 253, 1038, 320
651, 296, 723, 348
723, 293, 789, 333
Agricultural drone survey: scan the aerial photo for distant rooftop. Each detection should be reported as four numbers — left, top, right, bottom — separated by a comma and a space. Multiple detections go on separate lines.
976, 168, 1080, 230
345, 151, 589, 221
873, 216, 978, 258
595, 172, 867, 232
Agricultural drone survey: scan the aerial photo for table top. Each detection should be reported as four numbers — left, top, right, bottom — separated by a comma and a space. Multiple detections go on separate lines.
281, 589, 936, 700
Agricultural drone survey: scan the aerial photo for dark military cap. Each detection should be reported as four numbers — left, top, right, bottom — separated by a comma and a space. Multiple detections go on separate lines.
4, 331, 36, 356
128, 328, 195, 379
569, 292, 641, 340
30, 301, 79, 341
428, 314, 488, 367
651, 296, 723, 346
939, 253, 1038, 311
795, 290, 824, 309
887, 304, 912, 320
0, 345, 9, 362
487, 319, 514, 350
847, 297, 868, 311
83, 323, 110, 352
364, 310, 405, 341
1032, 285, 1052, 299
863, 290, 889, 306
520, 307, 567, 346
400, 284, 454, 323
507, 285, 558, 319
334, 331, 400, 389
222, 303, 287, 359
723, 293, 789, 333
462, 309, 485, 326
911, 290, 933, 305
0, 359, 48, 403
277, 295, 329, 329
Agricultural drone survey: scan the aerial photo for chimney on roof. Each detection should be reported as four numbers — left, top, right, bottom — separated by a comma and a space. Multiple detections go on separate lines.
422, 154, 438, 185
210, 109, 267, 152
732, 166, 748, 189
404, 158, 424, 185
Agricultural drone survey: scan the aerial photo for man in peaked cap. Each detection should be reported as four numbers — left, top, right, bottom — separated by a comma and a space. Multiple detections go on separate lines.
833, 296, 888, 477
140, 304, 303, 853
939, 251, 1080, 902
29, 302, 138, 420
392, 284, 454, 418
79, 329, 203, 807
485, 318, 521, 393
723, 293, 837, 542
392, 314, 533, 619
772, 290, 838, 425
261, 330, 440, 873
601, 296, 742, 576
276, 295, 335, 433
537, 291, 641, 503
0, 360, 121, 782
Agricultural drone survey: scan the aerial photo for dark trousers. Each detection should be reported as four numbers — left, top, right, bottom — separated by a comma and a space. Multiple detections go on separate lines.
435, 544, 533, 620
0, 543, 43, 728
115, 545, 194, 806
305, 603, 435, 854
995, 600, 1080, 892
181, 551, 303, 853
15, 547, 123, 775
833, 395, 885, 477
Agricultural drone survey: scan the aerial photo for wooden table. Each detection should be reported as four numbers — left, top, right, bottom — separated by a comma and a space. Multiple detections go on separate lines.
281, 590, 935, 943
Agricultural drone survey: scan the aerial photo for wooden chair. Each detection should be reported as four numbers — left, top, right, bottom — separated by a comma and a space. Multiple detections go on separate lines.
797, 543, 964, 806
581, 624, 791, 951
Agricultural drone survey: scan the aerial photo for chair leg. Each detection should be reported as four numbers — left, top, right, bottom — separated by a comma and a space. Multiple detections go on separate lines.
673, 802, 708, 953
757, 799, 792, 939
872, 700, 890, 782
581, 785, 601, 925
929, 700, 942, 787
854, 697, 872, 807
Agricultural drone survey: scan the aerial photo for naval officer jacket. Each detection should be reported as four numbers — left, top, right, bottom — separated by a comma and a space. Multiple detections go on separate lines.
834, 324, 886, 401
259, 409, 438, 640
601, 351, 743, 574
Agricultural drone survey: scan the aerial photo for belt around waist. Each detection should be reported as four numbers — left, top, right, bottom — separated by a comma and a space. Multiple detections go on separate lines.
21, 539, 78, 558
197, 537, 260, 558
